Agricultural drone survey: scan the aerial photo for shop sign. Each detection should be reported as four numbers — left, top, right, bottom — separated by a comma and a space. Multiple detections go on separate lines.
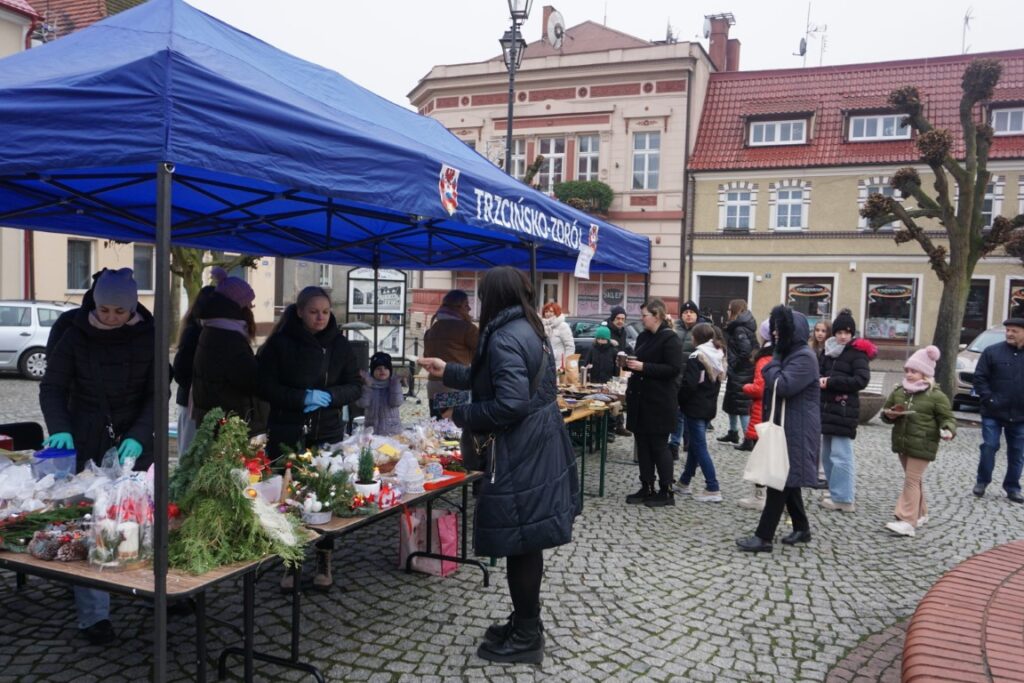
868, 284, 913, 299
789, 283, 830, 297
602, 287, 624, 307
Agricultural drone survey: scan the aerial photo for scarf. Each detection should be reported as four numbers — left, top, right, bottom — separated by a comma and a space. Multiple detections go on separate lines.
370, 377, 392, 390
902, 378, 932, 394
824, 336, 847, 358
691, 340, 726, 382
542, 313, 565, 332
88, 310, 142, 330
202, 317, 251, 339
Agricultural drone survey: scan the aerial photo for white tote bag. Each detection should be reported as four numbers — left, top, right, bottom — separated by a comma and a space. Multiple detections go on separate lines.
742, 379, 790, 491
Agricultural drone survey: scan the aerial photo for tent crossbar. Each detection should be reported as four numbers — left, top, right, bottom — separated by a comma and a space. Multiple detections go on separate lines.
170, 178, 299, 229
40, 176, 157, 237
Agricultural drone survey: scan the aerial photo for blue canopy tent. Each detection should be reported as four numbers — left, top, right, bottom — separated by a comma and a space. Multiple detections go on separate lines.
0, 0, 650, 679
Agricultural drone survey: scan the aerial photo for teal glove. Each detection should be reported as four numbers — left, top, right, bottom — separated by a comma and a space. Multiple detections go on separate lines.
44, 432, 74, 449
117, 438, 143, 464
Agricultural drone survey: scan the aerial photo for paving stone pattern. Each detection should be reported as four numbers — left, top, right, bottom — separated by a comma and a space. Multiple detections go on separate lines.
1, 376, 1021, 682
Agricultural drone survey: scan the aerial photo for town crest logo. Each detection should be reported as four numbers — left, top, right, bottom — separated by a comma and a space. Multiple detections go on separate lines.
438, 164, 460, 215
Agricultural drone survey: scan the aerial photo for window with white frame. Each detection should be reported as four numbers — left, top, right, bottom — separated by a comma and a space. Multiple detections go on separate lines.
724, 191, 753, 230
510, 138, 526, 180
770, 181, 810, 230
858, 177, 900, 230
537, 137, 565, 192
577, 134, 599, 181
749, 119, 806, 146
133, 244, 155, 291
318, 264, 332, 288
848, 114, 910, 141
632, 132, 660, 190
67, 239, 93, 291
981, 182, 1000, 228
992, 107, 1024, 136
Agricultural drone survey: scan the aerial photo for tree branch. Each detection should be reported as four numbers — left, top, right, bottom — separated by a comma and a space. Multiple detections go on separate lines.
887, 201, 951, 281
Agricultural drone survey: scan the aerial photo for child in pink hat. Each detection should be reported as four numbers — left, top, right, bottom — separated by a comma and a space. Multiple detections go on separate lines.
880, 346, 957, 536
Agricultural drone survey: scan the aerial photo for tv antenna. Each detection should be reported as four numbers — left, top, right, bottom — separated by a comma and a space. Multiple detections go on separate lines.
793, 2, 827, 67
546, 9, 565, 50
962, 7, 973, 54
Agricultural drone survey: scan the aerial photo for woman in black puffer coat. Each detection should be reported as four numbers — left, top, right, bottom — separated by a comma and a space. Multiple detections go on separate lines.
172, 280, 217, 454
625, 298, 684, 507
719, 300, 757, 445
817, 310, 876, 512
191, 281, 267, 435
419, 266, 579, 666
257, 286, 362, 460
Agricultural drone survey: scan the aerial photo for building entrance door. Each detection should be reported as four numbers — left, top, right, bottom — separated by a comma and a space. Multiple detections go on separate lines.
697, 275, 749, 328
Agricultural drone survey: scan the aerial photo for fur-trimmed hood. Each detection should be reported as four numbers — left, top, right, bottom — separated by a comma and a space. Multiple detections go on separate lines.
769, 305, 809, 358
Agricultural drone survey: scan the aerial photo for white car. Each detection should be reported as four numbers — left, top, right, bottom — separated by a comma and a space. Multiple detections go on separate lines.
0, 300, 77, 379
954, 325, 1005, 411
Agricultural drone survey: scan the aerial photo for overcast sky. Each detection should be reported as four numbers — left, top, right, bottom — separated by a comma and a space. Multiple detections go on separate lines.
188, 0, 1022, 109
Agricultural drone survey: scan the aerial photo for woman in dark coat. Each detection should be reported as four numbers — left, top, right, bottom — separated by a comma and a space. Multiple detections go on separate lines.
171, 275, 219, 454
625, 298, 684, 507
39, 268, 154, 645
257, 285, 362, 590
257, 286, 362, 458
419, 266, 579, 665
818, 310, 876, 512
736, 306, 821, 553
719, 299, 757, 444
191, 278, 267, 435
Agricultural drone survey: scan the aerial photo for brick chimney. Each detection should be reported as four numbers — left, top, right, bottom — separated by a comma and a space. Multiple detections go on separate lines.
705, 13, 738, 72
542, 5, 554, 40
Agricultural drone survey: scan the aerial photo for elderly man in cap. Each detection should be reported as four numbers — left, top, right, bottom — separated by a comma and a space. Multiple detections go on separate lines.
973, 306, 1024, 503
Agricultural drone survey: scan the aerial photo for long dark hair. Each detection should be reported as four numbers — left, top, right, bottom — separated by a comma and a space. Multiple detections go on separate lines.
692, 322, 724, 350
477, 267, 544, 340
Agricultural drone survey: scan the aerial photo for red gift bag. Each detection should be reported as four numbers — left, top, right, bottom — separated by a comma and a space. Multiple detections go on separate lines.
398, 507, 459, 577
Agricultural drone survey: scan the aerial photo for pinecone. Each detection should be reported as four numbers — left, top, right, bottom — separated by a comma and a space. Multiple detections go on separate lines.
56, 539, 88, 562
28, 532, 60, 560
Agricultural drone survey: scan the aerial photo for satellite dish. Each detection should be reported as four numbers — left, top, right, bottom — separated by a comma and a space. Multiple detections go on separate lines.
798, 37, 807, 56
546, 10, 565, 49
703, 17, 712, 39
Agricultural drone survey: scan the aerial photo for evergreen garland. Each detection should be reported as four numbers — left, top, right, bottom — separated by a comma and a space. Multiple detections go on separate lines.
168, 412, 306, 574
169, 407, 225, 502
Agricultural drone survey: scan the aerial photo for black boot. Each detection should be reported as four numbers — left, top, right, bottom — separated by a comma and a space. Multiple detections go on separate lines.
734, 438, 756, 452
668, 443, 680, 461
644, 485, 675, 508
477, 616, 544, 664
485, 612, 545, 644
625, 482, 655, 505
717, 430, 739, 444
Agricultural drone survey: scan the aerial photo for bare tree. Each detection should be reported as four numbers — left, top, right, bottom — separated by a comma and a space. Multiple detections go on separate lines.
168, 247, 257, 344
861, 58, 1024, 395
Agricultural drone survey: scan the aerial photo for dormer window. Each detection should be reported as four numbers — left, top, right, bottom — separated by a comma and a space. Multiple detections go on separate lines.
848, 114, 910, 141
992, 107, 1024, 135
749, 119, 806, 146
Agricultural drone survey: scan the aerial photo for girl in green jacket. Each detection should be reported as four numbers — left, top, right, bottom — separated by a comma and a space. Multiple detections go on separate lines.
881, 346, 956, 537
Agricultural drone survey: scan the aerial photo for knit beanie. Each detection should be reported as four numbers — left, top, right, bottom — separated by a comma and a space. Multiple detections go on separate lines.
609, 305, 626, 319
216, 276, 255, 309
93, 268, 138, 312
759, 319, 771, 343
542, 302, 562, 317
594, 325, 611, 340
832, 310, 857, 335
209, 266, 229, 286
370, 352, 393, 374
680, 300, 700, 314
905, 345, 940, 378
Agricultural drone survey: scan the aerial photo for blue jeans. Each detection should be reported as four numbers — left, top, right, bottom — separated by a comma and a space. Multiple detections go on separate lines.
679, 417, 719, 491
821, 435, 855, 504
728, 413, 750, 434
669, 411, 686, 448
74, 587, 110, 629
976, 417, 1024, 494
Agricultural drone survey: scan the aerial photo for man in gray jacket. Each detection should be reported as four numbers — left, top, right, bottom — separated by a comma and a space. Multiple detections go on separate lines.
972, 307, 1024, 503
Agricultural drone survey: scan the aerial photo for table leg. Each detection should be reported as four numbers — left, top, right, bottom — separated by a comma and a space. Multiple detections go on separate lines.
243, 571, 254, 683
599, 411, 608, 497
195, 592, 207, 683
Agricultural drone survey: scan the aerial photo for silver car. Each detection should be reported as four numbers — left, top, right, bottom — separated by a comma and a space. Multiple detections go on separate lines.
0, 300, 77, 379
954, 325, 1006, 411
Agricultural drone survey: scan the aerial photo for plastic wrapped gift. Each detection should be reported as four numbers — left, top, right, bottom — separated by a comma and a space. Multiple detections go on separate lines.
88, 473, 153, 569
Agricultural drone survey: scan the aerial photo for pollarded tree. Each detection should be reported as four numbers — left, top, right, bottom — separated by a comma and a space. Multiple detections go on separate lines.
861, 58, 1024, 396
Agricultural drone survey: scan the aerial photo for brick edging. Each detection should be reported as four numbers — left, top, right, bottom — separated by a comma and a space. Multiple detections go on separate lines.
903, 540, 1024, 682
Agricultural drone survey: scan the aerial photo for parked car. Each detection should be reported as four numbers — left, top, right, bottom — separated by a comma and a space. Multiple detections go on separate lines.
954, 325, 1005, 411
566, 317, 640, 356
0, 300, 77, 379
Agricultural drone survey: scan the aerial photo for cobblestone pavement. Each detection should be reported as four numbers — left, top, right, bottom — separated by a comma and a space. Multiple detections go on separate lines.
2, 375, 1022, 682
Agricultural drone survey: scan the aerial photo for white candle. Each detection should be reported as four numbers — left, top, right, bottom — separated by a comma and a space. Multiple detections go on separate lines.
117, 521, 139, 561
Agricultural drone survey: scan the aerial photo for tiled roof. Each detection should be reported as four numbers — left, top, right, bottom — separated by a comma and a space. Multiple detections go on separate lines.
0, 0, 40, 19
490, 20, 650, 61
690, 49, 1024, 171
26, 0, 143, 38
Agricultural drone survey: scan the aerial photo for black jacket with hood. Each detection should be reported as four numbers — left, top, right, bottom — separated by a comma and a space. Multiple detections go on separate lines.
625, 321, 684, 434
722, 310, 757, 416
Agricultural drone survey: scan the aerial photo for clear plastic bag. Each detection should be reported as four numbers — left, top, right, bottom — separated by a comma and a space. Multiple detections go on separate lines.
88, 471, 153, 569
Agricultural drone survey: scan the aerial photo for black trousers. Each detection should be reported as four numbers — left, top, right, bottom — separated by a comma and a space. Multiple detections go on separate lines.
635, 432, 674, 489
756, 486, 809, 540
507, 550, 544, 619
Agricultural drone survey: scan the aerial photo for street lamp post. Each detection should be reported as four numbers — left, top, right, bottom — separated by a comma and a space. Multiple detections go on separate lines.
499, 0, 532, 177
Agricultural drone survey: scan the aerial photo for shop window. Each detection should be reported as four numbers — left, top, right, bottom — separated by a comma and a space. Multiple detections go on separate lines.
1009, 278, 1024, 317
785, 277, 833, 329
864, 278, 917, 342
67, 239, 93, 291
574, 275, 645, 318
962, 279, 991, 344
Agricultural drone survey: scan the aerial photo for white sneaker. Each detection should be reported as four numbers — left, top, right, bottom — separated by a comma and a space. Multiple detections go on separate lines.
819, 497, 856, 513
885, 520, 916, 537
673, 482, 691, 495
917, 515, 928, 526
737, 485, 766, 510
695, 490, 723, 503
